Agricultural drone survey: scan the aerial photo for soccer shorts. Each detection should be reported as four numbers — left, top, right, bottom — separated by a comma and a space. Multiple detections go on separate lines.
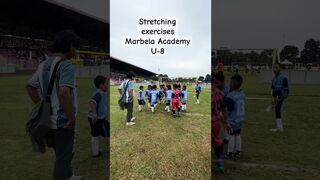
166, 99, 171, 106
138, 99, 145, 105
88, 117, 109, 137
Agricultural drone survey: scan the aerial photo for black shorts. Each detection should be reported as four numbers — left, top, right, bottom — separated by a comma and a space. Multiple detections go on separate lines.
230, 128, 241, 136
138, 99, 146, 105
166, 100, 171, 106
88, 117, 109, 137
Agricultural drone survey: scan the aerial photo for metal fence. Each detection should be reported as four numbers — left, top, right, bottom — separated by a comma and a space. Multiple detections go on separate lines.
260, 70, 320, 84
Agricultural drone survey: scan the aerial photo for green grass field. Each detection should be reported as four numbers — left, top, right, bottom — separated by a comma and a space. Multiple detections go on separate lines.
214, 71, 320, 180
0, 75, 108, 180
110, 84, 211, 179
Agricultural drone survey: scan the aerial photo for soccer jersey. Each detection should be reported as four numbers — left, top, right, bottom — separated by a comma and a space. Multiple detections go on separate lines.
172, 89, 181, 102
195, 85, 202, 93
88, 89, 107, 119
271, 73, 289, 96
27, 55, 78, 129
181, 90, 188, 103
149, 90, 158, 104
225, 90, 246, 130
212, 87, 224, 122
165, 90, 173, 100
138, 90, 145, 100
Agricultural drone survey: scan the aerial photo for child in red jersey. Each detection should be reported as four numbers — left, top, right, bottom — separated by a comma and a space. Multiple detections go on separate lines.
171, 83, 181, 118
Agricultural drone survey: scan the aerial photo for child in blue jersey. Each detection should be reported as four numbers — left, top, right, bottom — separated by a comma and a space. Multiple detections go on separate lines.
88, 75, 108, 157
270, 63, 289, 132
146, 85, 152, 108
158, 84, 165, 104
149, 85, 159, 112
195, 83, 202, 104
165, 84, 173, 112
225, 75, 246, 159
138, 86, 145, 112
181, 85, 188, 111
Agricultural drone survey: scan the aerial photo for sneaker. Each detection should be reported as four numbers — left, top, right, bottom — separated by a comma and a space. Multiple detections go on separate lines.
270, 128, 279, 132
92, 151, 101, 158
130, 117, 136, 122
226, 152, 233, 160
235, 151, 241, 158
215, 164, 224, 174
126, 122, 136, 126
67, 175, 82, 180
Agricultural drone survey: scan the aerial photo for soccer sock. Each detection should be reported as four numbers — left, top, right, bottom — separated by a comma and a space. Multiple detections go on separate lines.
138, 105, 142, 111
214, 145, 224, 166
178, 107, 181, 113
151, 107, 154, 112
224, 131, 230, 141
276, 118, 283, 131
172, 110, 176, 115
228, 135, 235, 153
148, 103, 150, 108
235, 135, 241, 152
91, 136, 99, 156
185, 104, 187, 110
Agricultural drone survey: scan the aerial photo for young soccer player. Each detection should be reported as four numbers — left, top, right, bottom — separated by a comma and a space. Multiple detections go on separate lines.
138, 86, 146, 112
171, 84, 181, 118
158, 84, 165, 104
165, 84, 173, 112
195, 82, 202, 104
181, 85, 188, 112
149, 85, 158, 113
146, 85, 152, 108
270, 63, 289, 132
225, 75, 246, 159
88, 75, 108, 157
212, 73, 232, 173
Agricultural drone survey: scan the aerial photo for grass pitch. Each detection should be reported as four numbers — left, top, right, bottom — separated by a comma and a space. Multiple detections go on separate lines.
214, 71, 320, 180
110, 84, 211, 179
0, 75, 108, 180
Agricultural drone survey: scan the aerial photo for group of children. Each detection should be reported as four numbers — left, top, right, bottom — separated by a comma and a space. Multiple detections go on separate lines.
212, 72, 246, 174
137, 83, 189, 118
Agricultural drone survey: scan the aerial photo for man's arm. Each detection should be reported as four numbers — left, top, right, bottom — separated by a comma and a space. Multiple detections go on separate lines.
59, 86, 76, 129
26, 85, 41, 104
89, 101, 98, 123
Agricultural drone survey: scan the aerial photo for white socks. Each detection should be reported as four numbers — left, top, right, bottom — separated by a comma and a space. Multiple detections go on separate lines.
148, 103, 151, 108
181, 104, 187, 111
196, 99, 200, 104
228, 135, 235, 153
235, 135, 241, 152
165, 106, 170, 112
227, 135, 241, 153
276, 118, 283, 131
151, 107, 154, 113
91, 136, 99, 156
138, 105, 142, 111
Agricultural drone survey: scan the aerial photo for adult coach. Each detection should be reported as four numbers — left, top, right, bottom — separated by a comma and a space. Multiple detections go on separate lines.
270, 63, 289, 132
118, 71, 136, 126
26, 30, 81, 180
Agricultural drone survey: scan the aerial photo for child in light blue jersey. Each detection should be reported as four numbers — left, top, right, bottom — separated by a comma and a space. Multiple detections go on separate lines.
181, 85, 188, 111
146, 85, 152, 108
225, 75, 246, 159
88, 75, 108, 157
148, 85, 159, 112
164, 84, 173, 112
138, 86, 145, 112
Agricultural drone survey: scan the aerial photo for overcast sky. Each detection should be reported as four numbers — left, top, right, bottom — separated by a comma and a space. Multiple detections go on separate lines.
110, 0, 211, 78
213, 0, 320, 50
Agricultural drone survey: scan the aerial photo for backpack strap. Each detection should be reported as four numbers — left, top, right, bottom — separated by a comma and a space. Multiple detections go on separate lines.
45, 59, 63, 102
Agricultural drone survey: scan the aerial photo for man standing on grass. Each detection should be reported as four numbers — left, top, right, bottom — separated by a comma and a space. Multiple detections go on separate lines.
26, 30, 82, 180
270, 63, 289, 132
118, 71, 136, 126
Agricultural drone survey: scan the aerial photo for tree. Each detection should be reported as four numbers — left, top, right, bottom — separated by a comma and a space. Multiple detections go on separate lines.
280, 45, 299, 63
198, 76, 204, 82
300, 38, 320, 64
204, 74, 211, 83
